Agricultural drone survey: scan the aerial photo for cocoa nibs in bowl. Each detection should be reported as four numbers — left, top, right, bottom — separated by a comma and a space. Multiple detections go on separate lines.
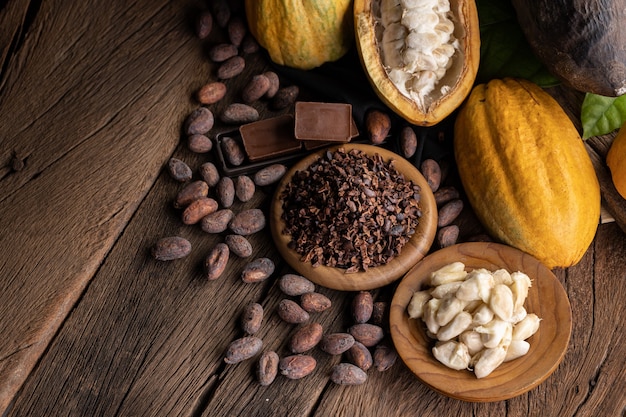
280, 147, 423, 273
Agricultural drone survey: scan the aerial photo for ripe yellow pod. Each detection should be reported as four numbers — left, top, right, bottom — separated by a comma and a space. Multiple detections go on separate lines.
454, 78, 601, 269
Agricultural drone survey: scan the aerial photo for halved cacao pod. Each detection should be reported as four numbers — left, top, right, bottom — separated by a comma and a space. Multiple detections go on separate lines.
511, 0, 626, 97
353, 0, 480, 126
454, 78, 601, 269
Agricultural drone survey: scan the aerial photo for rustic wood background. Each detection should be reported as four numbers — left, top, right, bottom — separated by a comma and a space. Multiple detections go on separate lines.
1, 0, 624, 416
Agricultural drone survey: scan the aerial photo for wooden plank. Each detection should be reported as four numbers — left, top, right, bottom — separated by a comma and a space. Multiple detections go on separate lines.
0, 0, 212, 412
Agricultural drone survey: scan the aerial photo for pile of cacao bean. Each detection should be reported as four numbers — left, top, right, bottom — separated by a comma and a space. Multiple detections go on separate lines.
150, 0, 492, 388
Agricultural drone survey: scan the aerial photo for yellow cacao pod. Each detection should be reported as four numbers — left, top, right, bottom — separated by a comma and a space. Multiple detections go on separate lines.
606, 123, 626, 200
245, 0, 354, 70
454, 78, 600, 269
353, 0, 480, 126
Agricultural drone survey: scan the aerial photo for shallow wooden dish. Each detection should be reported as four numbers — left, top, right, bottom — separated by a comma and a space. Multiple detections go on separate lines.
270, 143, 437, 291
390, 242, 572, 402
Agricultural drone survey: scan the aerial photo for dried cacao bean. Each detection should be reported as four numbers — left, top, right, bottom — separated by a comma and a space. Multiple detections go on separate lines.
437, 224, 460, 248
271, 85, 299, 110
217, 56, 245, 80
187, 134, 213, 153
438, 198, 464, 227
216, 176, 235, 208
241, 257, 275, 283
434, 186, 460, 207
289, 322, 323, 353
235, 175, 255, 202
220, 103, 259, 124
224, 336, 263, 364
352, 291, 373, 324
151, 236, 191, 261
167, 158, 193, 182
242, 74, 271, 104
174, 180, 209, 209
279, 274, 315, 296
225, 234, 253, 258
229, 208, 266, 235
196, 81, 227, 105
182, 197, 218, 225
373, 344, 398, 372
319, 333, 355, 355
264, 71, 280, 98
200, 209, 234, 234
253, 164, 286, 186
300, 292, 332, 314
257, 351, 279, 386
346, 341, 373, 371
221, 136, 245, 166
209, 43, 238, 63
400, 126, 418, 158
330, 363, 367, 385
365, 109, 391, 145
240, 302, 264, 335
277, 299, 310, 324
184, 107, 214, 135
348, 323, 384, 347
227, 16, 246, 46
196, 10, 213, 39
204, 242, 229, 281
199, 162, 220, 187
421, 158, 442, 193
279, 354, 316, 379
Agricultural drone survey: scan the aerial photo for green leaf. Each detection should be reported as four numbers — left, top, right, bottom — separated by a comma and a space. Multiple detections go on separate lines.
581, 93, 626, 139
475, 0, 560, 87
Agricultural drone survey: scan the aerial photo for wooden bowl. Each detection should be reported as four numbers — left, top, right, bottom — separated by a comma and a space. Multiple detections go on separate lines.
270, 143, 438, 291
390, 242, 572, 402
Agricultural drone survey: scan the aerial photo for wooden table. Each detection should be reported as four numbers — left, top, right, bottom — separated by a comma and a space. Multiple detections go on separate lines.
1, 1, 625, 416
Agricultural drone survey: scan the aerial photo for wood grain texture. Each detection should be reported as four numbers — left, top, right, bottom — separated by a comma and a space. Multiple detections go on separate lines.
1, 0, 625, 416
0, 0, 211, 412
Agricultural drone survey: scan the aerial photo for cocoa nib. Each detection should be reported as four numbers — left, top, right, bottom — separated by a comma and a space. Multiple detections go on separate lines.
279, 148, 422, 272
